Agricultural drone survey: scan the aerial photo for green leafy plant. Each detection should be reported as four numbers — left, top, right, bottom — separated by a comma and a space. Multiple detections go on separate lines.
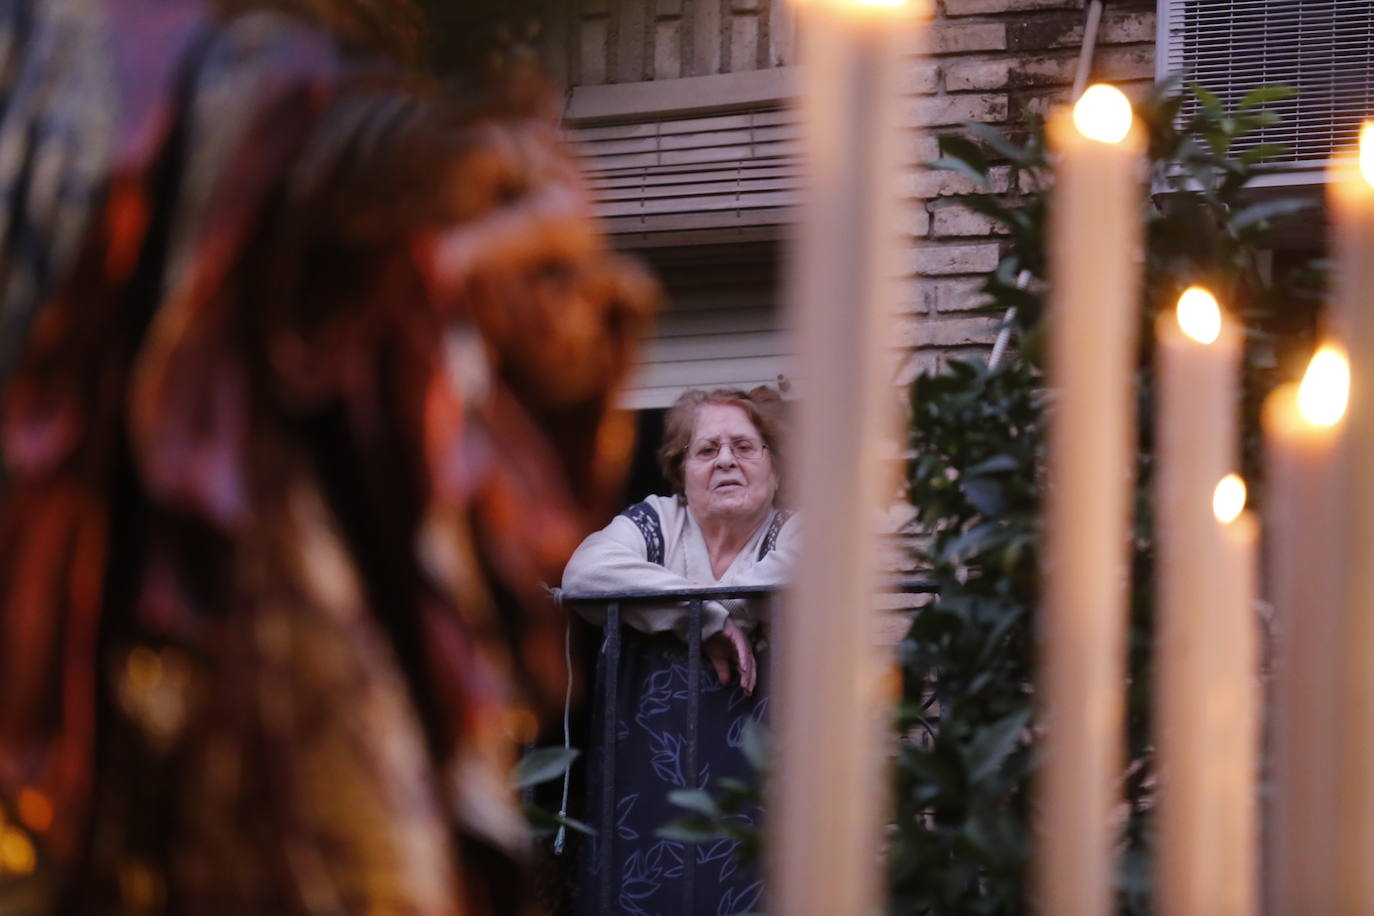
892, 80, 1324, 915
514, 746, 594, 838
891, 357, 1043, 914
657, 718, 769, 870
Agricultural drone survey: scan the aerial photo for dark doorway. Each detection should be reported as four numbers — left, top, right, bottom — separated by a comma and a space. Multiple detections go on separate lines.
623, 408, 669, 504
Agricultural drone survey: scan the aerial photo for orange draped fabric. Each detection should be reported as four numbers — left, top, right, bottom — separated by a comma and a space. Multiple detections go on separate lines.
0, 1, 653, 909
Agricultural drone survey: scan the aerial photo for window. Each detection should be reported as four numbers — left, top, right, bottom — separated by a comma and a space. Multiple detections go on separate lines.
1159, 0, 1374, 170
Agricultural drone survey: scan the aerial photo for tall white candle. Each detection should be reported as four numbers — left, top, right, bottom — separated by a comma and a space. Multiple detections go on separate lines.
1211, 482, 1259, 916
774, 2, 924, 915
1037, 83, 1143, 916
1330, 122, 1374, 910
1265, 350, 1350, 912
1153, 287, 1241, 915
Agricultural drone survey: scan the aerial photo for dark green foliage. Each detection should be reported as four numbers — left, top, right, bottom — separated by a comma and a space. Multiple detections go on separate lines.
658, 719, 769, 870
516, 747, 594, 838
892, 358, 1042, 915
894, 81, 1324, 914
514, 746, 581, 789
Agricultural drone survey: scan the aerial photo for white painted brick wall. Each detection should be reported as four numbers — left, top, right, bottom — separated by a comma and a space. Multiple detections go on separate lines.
903, 0, 1156, 356
930, 204, 1006, 238
944, 58, 1012, 91
909, 242, 1002, 277
906, 93, 1011, 127
933, 22, 1009, 54
945, 0, 1080, 15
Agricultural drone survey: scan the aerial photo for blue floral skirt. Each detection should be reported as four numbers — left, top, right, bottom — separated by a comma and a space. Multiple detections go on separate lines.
571, 629, 768, 916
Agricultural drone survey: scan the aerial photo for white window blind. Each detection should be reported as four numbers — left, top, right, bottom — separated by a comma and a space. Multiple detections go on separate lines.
568, 108, 801, 238
1160, 0, 1374, 168
619, 257, 788, 410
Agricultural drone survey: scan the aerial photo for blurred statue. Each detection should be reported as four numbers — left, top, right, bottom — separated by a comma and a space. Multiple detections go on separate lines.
0, 0, 655, 910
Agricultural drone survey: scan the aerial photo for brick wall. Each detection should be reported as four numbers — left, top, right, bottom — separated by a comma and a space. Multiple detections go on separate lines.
566, 0, 795, 86
895, 0, 1156, 384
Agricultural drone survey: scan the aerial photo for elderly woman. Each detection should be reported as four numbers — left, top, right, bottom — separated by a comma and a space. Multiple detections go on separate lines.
562, 385, 797, 916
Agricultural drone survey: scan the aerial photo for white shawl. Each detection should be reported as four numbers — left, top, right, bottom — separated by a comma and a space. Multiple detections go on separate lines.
561, 494, 798, 640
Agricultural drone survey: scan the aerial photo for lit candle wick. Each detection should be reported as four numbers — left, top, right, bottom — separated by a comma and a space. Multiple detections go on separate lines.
1213, 473, 1247, 525
1298, 345, 1350, 427
1072, 84, 1133, 145
1176, 286, 1222, 345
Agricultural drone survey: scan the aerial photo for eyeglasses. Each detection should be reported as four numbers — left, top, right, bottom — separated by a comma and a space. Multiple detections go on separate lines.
685, 437, 768, 463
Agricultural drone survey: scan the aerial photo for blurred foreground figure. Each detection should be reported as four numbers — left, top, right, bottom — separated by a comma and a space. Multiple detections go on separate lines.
0, 0, 654, 910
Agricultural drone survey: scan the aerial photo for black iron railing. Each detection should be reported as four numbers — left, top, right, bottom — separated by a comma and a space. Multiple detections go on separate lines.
556, 578, 937, 913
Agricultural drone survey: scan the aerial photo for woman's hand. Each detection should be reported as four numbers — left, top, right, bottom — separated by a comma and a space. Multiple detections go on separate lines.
703, 619, 756, 696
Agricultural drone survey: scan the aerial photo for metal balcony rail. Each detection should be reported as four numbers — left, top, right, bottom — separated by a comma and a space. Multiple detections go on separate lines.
555, 577, 938, 913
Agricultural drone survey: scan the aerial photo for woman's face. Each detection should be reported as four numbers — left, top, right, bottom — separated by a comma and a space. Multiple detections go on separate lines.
682, 403, 778, 527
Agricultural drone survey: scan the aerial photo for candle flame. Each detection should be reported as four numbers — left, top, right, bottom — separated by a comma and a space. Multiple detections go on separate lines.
1175, 286, 1222, 345
1213, 474, 1247, 525
1072, 84, 1133, 144
1360, 121, 1374, 188
1298, 345, 1350, 427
